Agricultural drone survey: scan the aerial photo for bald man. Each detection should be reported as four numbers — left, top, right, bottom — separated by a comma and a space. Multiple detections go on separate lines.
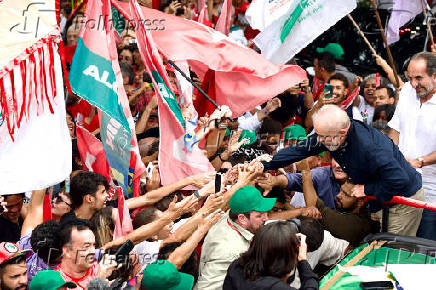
262, 105, 424, 237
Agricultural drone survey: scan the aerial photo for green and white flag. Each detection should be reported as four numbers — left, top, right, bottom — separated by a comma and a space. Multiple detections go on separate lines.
254, 0, 357, 64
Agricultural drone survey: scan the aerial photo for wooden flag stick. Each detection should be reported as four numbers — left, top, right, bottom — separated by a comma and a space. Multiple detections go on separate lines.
421, 0, 435, 47
369, 0, 401, 89
347, 14, 377, 55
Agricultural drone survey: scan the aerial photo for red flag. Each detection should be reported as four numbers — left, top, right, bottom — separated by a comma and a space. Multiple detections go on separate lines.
215, 0, 232, 35
129, 0, 214, 187
113, 187, 133, 239
111, 0, 307, 118
76, 125, 111, 183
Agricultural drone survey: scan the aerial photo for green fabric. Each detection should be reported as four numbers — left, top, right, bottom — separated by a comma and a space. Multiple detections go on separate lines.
280, 0, 309, 43
283, 124, 307, 140
320, 243, 436, 289
151, 70, 185, 128
142, 260, 194, 290
239, 130, 256, 147
229, 186, 276, 213
316, 43, 345, 60
225, 128, 231, 137
30, 270, 76, 290
111, 5, 126, 35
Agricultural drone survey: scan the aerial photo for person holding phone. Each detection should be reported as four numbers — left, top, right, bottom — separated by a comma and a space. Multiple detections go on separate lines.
223, 221, 318, 290
305, 73, 362, 131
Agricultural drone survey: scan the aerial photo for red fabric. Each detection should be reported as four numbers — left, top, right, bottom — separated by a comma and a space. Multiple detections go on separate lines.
43, 192, 52, 222
152, 0, 160, 9
76, 125, 112, 183
67, 100, 100, 132
215, 0, 232, 35
111, 0, 306, 118
193, 69, 216, 117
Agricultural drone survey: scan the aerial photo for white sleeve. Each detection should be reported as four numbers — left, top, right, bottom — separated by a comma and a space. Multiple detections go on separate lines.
388, 82, 410, 132
352, 107, 363, 121
237, 112, 262, 131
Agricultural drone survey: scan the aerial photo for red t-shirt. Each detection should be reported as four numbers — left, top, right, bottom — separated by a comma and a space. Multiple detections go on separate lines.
67, 99, 99, 132
55, 263, 99, 290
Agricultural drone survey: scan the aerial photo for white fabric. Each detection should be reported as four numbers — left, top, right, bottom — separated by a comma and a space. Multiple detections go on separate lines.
133, 240, 162, 271
0, 45, 72, 195
245, 0, 294, 31
254, 0, 357, 64
357, 95, 374, 125
388, 82, 436, 202
290, 191, 306, 208
237, 106, 262, 131
0, 0, 57, 68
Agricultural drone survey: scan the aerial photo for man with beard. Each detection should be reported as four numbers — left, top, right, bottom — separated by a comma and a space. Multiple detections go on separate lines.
388, 52, 436, 240
258, 158, 350, 210
196, 186, 276, 290
262, 105, 424, 236
0, 242, 29, 290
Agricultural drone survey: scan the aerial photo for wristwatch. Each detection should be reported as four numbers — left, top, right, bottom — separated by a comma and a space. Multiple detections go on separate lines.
417, 157, 425, 168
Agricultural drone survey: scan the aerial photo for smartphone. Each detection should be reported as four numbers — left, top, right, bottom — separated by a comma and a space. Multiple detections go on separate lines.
115, 240, 134, 265
146, 162, 154, 179
323, 83, 334, 99
215, 173, 222, 193
360, 281, 394, 289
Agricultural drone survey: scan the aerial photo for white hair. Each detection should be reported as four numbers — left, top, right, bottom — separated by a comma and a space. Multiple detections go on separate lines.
312, 105, 350, 132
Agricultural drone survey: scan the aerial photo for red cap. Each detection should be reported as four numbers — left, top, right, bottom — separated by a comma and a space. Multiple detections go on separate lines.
0, 242, 31, 265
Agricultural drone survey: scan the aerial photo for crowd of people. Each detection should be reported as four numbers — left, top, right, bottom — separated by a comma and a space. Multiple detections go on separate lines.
1, 0, 436, 289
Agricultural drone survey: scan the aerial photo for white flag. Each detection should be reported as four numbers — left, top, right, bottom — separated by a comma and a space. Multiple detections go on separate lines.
245, 0, 295, 31
254, 0, 357, 64
0, 0, 71, 195
386, 0, 422, 45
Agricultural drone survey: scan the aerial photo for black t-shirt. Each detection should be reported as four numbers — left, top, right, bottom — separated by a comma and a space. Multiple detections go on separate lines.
0, 215, 23, 243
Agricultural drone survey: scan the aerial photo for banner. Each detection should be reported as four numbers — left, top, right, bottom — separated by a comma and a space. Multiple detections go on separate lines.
70, 0, 144, 196
254, 0, 357, 64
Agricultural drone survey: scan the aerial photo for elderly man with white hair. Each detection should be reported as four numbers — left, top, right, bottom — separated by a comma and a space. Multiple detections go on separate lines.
262, 104, 424, 237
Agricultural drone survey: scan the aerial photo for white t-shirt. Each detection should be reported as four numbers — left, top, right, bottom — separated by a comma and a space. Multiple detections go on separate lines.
133, 240, 161, 271
388, 82, 436, 201
357, 95, 375, 125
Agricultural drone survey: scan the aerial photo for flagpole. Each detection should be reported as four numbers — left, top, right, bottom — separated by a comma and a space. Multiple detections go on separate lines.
347, 14, 377, 55
167, 60, 219, 109
421, 0, 435, 48
369, 0, 401, 89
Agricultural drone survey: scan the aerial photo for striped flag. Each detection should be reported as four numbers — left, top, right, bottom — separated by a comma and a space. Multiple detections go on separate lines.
129, 0, 214, 186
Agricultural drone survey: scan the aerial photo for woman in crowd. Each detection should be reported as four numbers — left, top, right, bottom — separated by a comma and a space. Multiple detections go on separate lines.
223, 221, 318, 290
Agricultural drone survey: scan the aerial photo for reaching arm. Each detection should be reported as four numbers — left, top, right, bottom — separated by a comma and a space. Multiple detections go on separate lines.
168, 210, 224, 269
126, 172, 215, 210
21, 189, 46, 237
135, 95, 157, 134
262, 134, 324, 171
104, 196, 198, 248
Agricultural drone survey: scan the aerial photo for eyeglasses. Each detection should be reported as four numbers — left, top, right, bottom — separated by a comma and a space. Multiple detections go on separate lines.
55, 195, 72, 207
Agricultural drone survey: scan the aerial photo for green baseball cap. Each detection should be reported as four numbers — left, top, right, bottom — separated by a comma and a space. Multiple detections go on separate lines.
229, 186, 276, 214
238, 130, 257, 147
316, 43, 344, 60
283, 124, 307, 141
142, 260, 194, 290
29, 270, 76, 290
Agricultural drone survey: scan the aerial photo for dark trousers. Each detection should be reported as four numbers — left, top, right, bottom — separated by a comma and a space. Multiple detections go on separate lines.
417, 209, 436, 241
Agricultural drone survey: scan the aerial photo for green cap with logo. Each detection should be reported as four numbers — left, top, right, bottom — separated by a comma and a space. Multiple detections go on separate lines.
229, 186, 276, 213
238, 130, 257, 147
283, 124, 307, 141
142, 260, 194, 290
29, 270, 76, 290
316, 43, 344, 60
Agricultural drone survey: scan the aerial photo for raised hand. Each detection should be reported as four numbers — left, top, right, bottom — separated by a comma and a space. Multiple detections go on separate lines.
188, 171, 216, 188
